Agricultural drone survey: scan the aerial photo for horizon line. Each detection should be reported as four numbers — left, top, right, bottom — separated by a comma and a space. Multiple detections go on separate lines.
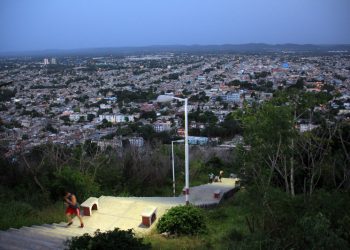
1, 43, 350, 56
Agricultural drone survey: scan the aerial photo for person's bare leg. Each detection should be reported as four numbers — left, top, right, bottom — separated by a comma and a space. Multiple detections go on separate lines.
66, 213, 73, 226
77, 215, 84, 227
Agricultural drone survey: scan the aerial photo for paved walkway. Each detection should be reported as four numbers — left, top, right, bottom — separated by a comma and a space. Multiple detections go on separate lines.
0, 178, 239, 250
82, 177, 238, 234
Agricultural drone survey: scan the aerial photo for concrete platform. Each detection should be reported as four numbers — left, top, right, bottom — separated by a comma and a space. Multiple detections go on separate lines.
76, 178, 238, 234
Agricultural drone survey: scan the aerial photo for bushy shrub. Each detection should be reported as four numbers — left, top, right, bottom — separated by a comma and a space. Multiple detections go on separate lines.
65, 228, 151, 250
50, 166, 100, 201
157, 205, 206, 235
297, 213, 348, 250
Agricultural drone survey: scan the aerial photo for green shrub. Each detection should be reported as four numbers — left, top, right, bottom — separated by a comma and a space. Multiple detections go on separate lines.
65, 228, 151, 250
50, 166, 100, 201
296, 213, 348, 250
157, 205, 206, 235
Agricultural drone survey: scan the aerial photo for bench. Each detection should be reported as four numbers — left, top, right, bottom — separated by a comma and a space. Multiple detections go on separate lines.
182, 187, 190, 195
229, 173, 237, 178
81, 197, 99, 216
235, 179, 241, 187
141, 206, 157, 227
214, 189, 221, 199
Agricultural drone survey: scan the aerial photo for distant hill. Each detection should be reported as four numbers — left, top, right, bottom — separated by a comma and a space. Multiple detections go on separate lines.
1, 44, 350, 57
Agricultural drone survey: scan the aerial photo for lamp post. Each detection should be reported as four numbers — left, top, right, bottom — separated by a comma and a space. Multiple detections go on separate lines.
171, 139, 184, 197
157, 95, 190, 205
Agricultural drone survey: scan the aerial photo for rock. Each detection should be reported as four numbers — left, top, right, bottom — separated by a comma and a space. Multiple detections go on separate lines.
161, 232, 170, 238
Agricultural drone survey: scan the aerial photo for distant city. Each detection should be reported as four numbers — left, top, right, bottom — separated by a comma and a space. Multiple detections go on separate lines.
0, 46, 349, 158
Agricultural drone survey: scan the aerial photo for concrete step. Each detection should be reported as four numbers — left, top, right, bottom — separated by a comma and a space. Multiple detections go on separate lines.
38, 223, 57, 229
0, 237, 24, 250
0, 235, 38, 250
1, 229, 63, 245
56, 222, 68, 227
26, 225, 84, 238
23, 226, 78, 240
9, 227, 68, 242
22, 226, 71, 238
0, 231, 61, 250
51, 223, 97, 235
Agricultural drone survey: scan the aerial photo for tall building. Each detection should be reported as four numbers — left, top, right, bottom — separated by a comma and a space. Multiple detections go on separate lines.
43, 58, 49, 65
51, 58, 57, 64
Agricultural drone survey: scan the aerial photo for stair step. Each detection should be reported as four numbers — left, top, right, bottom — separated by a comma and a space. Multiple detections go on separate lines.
0, 236, 36, 250
26, 223, 95, 239
23, 226, 76, 239
52, 223, 97, 234
0, 237, 24, 250
1, 230, 63, 245
0, 231, 61, 250
9, 227, 69, 242
22, 226, 76, 240
39, 223, 56, 229
51, 222, 67, 227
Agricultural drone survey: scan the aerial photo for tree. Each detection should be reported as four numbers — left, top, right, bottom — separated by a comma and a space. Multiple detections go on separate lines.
78, 116, 86, 123
87, 113, 95, 122
52, 166, 100, 201
289, 78, 304, 90
241, 102, 295, 194
60, 115, 70, 123
296, 126, 336, 196
140, 111, 157, 121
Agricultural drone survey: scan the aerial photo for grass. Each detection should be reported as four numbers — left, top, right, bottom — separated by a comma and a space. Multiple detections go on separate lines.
145, 234, 206, 250
144, 190, 249, 249
0, 201, 66, 230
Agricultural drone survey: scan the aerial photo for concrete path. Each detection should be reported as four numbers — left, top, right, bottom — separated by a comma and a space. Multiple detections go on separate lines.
0, 178, 239, 250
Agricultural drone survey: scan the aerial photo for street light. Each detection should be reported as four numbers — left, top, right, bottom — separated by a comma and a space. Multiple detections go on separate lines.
171, 139, 184, 197
157, 95, 190, 205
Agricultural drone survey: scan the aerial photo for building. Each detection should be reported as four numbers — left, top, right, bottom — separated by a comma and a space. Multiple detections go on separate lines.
128, 137, 144, 147
188, 136, 208, 145
299, 123, 318, 133
153, 121, 171, 132
98, 114, 134, 123
221, 92, 241, 103
100, 104, 112, 109
97, 138, 123, 150
197, 76, 206, 82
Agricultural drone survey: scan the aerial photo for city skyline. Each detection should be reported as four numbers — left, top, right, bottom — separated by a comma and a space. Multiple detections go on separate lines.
1, 0, 350, 53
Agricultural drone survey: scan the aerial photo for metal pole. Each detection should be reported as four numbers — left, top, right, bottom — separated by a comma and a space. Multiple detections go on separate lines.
172, 141, 175, 197
184, 98, 190, 205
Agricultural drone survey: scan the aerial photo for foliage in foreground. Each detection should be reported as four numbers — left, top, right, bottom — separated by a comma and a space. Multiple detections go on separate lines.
157, 205, 207, 235
0, 184, 66, 230
65, 228, 151, 250
148, 189, 350, 250
232, 188, 350, 250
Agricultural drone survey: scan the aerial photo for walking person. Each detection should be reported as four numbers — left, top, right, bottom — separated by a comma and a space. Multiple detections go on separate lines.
64, 191, 84, 228
208, 173, 214, 183
219, 170, 224, 182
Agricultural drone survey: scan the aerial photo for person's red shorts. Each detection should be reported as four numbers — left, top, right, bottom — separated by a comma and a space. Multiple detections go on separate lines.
65, 207, 80, 216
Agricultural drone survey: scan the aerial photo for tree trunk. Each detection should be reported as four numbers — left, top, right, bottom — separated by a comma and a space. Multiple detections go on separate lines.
283, 159, 290, 194
290, 139, 295, 196
309, 172, 314, 196
33, 175, 46, 193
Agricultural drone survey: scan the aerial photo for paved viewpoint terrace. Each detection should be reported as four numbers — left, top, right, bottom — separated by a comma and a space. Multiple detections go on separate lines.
0, 178, 239, 250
